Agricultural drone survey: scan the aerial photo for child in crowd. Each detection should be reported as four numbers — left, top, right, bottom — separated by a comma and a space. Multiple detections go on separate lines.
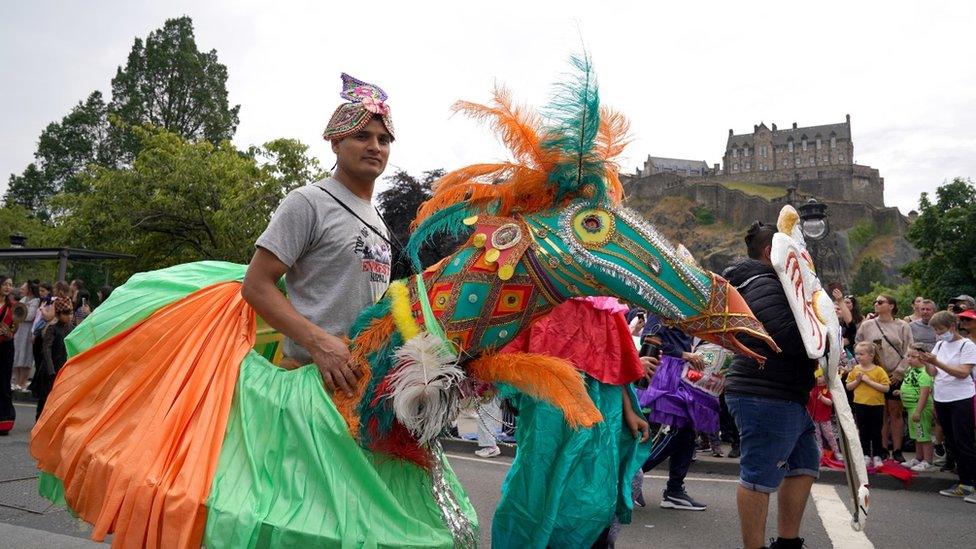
899, 352, 935, 471
807, 368, 840, 458
846, 341, 891, 468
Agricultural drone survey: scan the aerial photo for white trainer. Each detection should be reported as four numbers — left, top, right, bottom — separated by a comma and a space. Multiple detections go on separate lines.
910, 461, 932, 472
475, 445, 501, 458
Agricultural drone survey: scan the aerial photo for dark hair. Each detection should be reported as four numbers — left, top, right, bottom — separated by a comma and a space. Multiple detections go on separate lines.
39, 282, 54, 304
98, 285, 114, 304
847, 295, 863, 325
74, 289, 91, 312
877, 293, 898, 315
0, 274, 13, 305
70, 279, 86, 291
745, 221, 776, 260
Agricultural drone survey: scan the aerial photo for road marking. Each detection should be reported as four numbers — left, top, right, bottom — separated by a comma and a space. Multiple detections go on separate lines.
810, 483, 874, 548
444, 453, 739, 483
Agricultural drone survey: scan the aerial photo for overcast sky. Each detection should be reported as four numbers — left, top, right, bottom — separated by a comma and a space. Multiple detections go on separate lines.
2, 1, 974, 214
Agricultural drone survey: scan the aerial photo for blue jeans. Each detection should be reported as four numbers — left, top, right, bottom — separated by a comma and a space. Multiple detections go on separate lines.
726, 394, 820, 493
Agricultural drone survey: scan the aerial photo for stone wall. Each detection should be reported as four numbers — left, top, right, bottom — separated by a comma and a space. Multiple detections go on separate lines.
680, 164, 884, 208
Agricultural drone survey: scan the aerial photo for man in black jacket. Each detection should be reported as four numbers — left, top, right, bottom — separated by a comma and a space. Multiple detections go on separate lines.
722, 222, 819, 549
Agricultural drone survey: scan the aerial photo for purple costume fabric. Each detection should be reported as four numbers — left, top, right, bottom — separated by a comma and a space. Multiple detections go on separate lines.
636, 355, 719, 433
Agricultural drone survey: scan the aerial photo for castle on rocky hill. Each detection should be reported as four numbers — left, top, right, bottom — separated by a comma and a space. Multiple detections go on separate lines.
621, 116, 916, 284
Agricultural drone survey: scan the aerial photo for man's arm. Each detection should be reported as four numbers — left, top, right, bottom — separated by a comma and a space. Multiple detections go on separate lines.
241, 247, 361, 396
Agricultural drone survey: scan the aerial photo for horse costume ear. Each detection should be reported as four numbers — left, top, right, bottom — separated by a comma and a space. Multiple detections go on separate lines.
468, 352, 602, 428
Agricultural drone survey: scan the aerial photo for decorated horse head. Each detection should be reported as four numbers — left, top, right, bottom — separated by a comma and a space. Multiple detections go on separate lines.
337, 55, 779, 468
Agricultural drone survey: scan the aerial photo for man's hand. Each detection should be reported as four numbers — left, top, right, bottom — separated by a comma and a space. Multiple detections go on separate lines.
682, 351, 706, 371
622, 399, 650, 442
911, 410, 921, 423
640, 355, 659, 381
832, 288, 843, 302
308, 330, 361, 397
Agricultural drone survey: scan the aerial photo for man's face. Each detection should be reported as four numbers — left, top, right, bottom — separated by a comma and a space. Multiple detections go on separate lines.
960, 317, 974, 336
919, 303, 935, 322
331, 118, 392, 180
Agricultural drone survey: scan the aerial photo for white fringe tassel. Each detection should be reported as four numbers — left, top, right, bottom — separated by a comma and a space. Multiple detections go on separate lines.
389, 333, 465, 446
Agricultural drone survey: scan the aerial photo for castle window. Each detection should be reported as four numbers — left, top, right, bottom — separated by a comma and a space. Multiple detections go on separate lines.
760, 145, 767, 157
823, 155, 828, 162
732, 149, 737, 158
733, 163, 739, 171
788, 141, 794, 152
795, 158, 801, 167
838, 154, 845, 162
809, 157, 815, 166
783, 159, 789, 166
745, 148, 750, 157
745, 162, 751, 170
831, 136, 837, 149
816, 138, 822, 150
802, 139, 807, 151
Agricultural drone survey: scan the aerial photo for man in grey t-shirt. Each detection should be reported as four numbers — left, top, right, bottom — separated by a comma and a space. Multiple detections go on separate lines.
242, 73, 395, 396
910, 299, 937, 352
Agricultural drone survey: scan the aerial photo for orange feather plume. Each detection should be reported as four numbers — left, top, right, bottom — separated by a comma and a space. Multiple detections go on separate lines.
412, 86, 631, 229
468, 352, 603, 428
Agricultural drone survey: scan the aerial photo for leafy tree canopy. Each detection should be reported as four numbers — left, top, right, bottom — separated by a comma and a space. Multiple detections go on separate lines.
902, 177, 976, 305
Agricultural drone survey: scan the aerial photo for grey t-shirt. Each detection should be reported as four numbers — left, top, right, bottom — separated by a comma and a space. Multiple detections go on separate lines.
255, 177, 391, 363
909, 319, 936, 352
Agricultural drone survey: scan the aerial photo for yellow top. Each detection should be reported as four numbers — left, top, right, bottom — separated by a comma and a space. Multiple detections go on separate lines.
846, 365, 890, 406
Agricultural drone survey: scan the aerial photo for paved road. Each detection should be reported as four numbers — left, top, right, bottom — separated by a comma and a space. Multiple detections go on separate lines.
2, 401, 971, 548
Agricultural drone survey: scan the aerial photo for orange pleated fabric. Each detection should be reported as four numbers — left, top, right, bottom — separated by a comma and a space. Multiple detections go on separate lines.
30, 281, 255, 548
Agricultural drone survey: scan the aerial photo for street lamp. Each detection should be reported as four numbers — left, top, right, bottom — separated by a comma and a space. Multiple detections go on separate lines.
798, 199, 829, 241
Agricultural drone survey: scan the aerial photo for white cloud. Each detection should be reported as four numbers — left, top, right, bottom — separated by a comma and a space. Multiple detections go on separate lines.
2, 0, 973, 214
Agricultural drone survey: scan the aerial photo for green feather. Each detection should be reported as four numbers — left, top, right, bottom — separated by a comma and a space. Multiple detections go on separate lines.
404, 202, 481, 271
541, 53, 609, 205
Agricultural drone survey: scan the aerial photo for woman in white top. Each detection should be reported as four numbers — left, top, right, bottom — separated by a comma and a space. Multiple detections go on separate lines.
918, 310, 976, 501
12, 281, 39, 391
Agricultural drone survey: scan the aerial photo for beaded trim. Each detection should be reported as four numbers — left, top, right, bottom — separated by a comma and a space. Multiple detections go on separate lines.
557, 202, 684, 318
428, 441, 477, 547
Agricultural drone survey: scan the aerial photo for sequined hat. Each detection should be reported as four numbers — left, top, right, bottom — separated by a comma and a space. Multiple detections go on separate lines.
323, 73, 395, 142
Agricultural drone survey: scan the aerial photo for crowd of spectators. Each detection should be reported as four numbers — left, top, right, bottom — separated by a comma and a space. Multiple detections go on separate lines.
0, 276, 113, 433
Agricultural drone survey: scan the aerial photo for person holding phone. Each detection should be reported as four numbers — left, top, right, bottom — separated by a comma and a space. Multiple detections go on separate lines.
855, 293, 914, 462
917, 310, 976, 502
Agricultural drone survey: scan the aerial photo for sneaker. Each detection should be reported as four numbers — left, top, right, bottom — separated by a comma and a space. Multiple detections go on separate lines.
910, 461, 932, 472
939, 484, 975, 498
892, 449, 905, 463
474, 445, 500, 458
902, 458, 920, 469
728, 443, 741, 459
710, 444, 724, 458
863, 455, 873, 469
965, 493, 976, 504
933, 443, 946, 458
872, 456, 884, 468
769, 537, 806, 549
660, 490, 707, 511
631, 470, 646, 508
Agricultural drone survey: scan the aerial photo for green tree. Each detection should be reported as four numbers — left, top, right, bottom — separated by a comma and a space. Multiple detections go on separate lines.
376, 169, 458, 277
109, 16, 240, 159
55, 126, 319, 280
5, 91, 113, 219
248, 138, 329, 208
850, 256, 887, 296
902, 177, 976, 304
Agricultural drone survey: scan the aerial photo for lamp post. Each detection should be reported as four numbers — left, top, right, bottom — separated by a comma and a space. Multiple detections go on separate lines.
798, 198, 830, 269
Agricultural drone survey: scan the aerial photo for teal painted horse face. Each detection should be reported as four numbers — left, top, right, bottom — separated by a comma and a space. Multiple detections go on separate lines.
417, 199, 774, 361
517, 200, 774, 360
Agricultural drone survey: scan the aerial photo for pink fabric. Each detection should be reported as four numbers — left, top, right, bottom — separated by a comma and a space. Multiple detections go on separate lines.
501, 299, 644, 386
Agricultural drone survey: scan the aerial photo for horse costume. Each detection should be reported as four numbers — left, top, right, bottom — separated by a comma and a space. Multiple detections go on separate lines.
30, 57, 777, 548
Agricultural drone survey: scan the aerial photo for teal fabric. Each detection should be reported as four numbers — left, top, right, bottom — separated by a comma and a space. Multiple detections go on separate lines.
491, 378, 650, 548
